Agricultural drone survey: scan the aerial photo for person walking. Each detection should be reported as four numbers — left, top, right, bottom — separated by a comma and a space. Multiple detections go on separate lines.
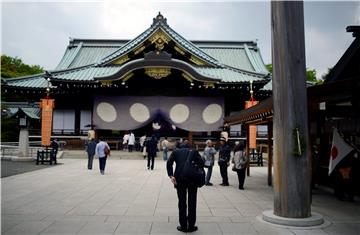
146, 134, 158, 170
95, 137, 110, 175
231, 142, 247, 190
203, 140, 217, 186
128, 131, 135, 152
218, 137, 231, 186
140, 134, 146, 152
86, 138, 97, 170
162, 137, 169, 161
122, 133, 129, 150
167, 144, 203, 233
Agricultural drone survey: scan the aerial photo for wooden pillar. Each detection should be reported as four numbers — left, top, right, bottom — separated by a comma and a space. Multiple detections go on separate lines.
271, 1, 311, 218
267, 121, 273, 186
246, 124, 250, 177
188, 131, 193, 146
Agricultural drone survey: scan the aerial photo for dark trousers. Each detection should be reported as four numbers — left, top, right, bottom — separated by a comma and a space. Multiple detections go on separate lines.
205, 166, 213, 184
99, 156, 107, 172
128, 145, 133, 152
147, 154, 155, 169
87, 153, 94, 169
236, 168, 246, 189
176, 183, 198, 228
219, 162, 229, 184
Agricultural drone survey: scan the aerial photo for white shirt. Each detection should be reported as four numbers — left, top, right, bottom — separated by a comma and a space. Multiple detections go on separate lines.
140, 136, 146, 146
128, 133, 135, 145
123, 134, 129, 144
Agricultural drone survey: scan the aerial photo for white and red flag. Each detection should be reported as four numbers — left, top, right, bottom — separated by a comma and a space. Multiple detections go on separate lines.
328, 129, 354, 175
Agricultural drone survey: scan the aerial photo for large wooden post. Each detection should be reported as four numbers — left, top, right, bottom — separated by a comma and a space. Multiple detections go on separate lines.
271, 1, 311, 218
267, 121, 273, 186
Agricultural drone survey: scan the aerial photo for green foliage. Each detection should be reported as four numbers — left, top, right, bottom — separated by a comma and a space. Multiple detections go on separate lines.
265, 64, 272, 73
266, 64, 322, 84
1, 54, 44, 78
306, 68, 317, 83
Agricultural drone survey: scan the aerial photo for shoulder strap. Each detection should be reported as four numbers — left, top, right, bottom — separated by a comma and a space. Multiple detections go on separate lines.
185, 149, 192, 163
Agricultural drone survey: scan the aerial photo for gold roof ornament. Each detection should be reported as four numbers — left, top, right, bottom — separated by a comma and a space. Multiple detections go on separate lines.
149, 30, 171, 52
204, 82, 215, 89
100, 80, 113, 86
145, 67, 171, 79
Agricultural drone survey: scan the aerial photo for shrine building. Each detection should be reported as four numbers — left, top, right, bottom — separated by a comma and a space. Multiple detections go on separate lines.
2, 13, 271, 139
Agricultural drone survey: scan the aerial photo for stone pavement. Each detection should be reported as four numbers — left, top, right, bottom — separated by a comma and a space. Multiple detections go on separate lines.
1, 158, 360, 235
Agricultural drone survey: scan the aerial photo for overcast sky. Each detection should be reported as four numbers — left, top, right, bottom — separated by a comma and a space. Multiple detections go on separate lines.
1, 1, 359, 78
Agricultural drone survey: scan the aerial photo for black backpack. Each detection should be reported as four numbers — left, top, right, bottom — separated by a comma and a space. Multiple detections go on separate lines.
181, 150, 205, 188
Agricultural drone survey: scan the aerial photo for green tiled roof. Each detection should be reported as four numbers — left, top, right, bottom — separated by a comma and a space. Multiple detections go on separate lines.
51, 66, 121, 81
98, 19, 222, 67
261, 80, 273, 91
3, 74, 49, 88
3, 13, 270, 89
195, 67, 265, 83
6, 103, 41, 119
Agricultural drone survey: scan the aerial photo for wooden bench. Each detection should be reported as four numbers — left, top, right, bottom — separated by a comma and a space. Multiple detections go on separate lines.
36, 148, 57, 165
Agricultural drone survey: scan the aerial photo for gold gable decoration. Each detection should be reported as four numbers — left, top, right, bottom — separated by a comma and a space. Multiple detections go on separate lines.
204, 82, 215, 89
134, 45, 145, 55
100, 80, 113, 86
121, 72, 134, 82
113, 55, 129, 65
145, 67, 171, 79
174, 46, 185, 55
149, 30, 171, 52
190, 55, 206, 66
182, 72, 193, 83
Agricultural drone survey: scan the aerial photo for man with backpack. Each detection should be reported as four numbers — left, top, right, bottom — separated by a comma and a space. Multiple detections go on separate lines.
95, 137, 110, 175
166, 143, 204, 233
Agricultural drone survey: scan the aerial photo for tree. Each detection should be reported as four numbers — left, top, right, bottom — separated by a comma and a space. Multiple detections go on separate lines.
266, 64, 321, 84
1, 55, 44, 78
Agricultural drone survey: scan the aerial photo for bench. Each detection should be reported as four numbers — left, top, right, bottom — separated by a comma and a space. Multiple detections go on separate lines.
36, 148, 57, 165
249, 149, 263, 166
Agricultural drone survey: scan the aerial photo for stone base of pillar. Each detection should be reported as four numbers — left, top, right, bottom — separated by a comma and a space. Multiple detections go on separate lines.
261, 210, 327, 228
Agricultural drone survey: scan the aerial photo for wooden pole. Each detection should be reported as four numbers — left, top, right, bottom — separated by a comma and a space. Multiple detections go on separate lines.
246, 124, 250, 177
267, 121, 273, 186
188, 131, 193, 146
271, 1, 311, 218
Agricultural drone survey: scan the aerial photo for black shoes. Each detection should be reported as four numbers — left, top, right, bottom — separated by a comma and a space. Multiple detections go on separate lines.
188, 226, 198, 232
176, 225, 198, 233
205, 182, 213, 186
220, 183, 229, 186
239, 187, 244, 190
177, 226, 187, 233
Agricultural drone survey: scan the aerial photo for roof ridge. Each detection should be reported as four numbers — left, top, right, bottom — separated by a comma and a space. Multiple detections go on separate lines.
3, 73, 45, 81
222, 65, 269, 77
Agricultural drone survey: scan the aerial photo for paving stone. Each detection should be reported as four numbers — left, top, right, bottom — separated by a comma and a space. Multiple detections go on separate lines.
3, 221, 53, 235
2, 159, 360, 235
114, 221, 152, 234
38, 220, 87, 234
218, 222, 258, 235
150, 222, 184, 235
290, 229, 329, 235
77, 221, 119, 234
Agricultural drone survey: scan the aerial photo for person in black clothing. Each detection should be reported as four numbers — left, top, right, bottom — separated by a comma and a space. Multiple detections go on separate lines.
86, 138, 97, 170
51, 139, 59, 158
218, 137, 231, 186
167, 144, 203, 233
146, 135, 158, 170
